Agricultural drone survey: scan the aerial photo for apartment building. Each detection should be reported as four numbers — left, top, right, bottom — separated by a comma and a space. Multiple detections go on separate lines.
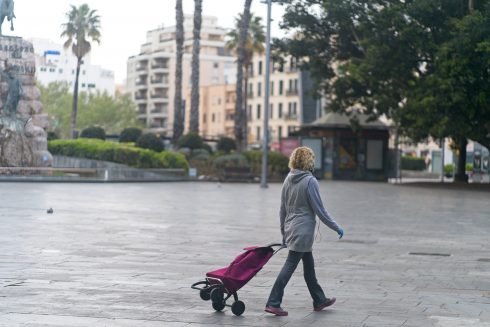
127, 16, 235, 135
31, 38, 115, 96
185, 84, 236, 139
246, 54, 323, 146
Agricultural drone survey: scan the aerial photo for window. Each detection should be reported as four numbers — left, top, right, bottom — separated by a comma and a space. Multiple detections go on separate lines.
278, 126, 283, 139
293, 102, 297, 115
256, 127, 261, 141
270, 104, 274, 119
72, 69, 75, 74
58, 69, 63, 74
213, 62, 219, 69
212, 113, 216, 122
203, 114, 207, 123
248, 105, 252, 120
278, 103, 283, 118
257, 82, 262, 97
248, 83, 253, 96
258, 61, 263, 75
279, 80, 283, 95
294, 79, 299, 92
81, 83, 86, 88
270, 81, 274, 96
257, 104, 261, 120
49, 68, 55, 73
289, 79, 293, 92
288, 102, 292, 115
82, 70, 86, 75
88, 83, 96, 88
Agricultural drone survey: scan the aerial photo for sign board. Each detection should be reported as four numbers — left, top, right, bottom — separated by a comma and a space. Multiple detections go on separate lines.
301, 138, 323, 170
279, 138, 300, 157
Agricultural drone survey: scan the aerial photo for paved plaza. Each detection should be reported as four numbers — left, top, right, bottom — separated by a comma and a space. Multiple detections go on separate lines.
0, 181, 489, 326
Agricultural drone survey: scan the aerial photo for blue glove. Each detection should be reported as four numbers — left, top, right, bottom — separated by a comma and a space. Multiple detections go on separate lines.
338, 228, 344, 239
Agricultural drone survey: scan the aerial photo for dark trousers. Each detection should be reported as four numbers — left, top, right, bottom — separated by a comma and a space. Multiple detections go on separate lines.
266, 250, 328, 308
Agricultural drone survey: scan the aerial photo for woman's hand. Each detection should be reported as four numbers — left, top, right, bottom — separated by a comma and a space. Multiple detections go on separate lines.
338, 228, 344, 239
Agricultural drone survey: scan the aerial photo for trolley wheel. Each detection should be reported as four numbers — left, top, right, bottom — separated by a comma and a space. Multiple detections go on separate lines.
231, 300, 245, 316
200, 289, 211, 301
210, 287, 223, 303
212, 300, 225, 312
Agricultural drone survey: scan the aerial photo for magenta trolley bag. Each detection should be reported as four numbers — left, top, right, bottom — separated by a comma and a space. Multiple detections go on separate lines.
191, 243, 284, 316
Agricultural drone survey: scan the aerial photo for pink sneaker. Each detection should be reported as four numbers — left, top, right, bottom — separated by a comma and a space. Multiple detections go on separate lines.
264, 306, 288, 316
314, 297, 336, 311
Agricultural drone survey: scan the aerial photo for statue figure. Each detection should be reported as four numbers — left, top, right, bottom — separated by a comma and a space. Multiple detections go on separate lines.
0, 0, 15, 35
0, 60, 22, 117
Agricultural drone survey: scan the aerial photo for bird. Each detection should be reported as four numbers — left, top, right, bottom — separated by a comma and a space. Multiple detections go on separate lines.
47, 208, 54, 214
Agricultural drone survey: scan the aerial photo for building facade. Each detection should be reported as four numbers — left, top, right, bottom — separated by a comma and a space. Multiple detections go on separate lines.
31, 38, 115, 96
246, 54, 324, 147
184, 84, 236, 139
126, 16, 235, 135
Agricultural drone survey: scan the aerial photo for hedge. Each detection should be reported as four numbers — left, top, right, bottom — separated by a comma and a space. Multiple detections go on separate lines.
401, 156, 426, 171
48, 138, 188, 170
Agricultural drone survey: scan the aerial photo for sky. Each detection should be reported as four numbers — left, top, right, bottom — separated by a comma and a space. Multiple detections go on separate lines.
11, 0, 286, 84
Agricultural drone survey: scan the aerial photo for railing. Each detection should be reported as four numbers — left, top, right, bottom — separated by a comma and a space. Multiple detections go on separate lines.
0, 167, 187, 182
136, 65, 148, 71
150, 93, 167, 99
284, 114, 298, 120
151, 64, 169, 69
151, 78, 168, 84
135, 94, 147, 100
286, 89, 299, 96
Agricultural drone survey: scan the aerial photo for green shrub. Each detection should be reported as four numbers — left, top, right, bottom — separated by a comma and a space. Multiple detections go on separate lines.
136, 133, 164, 152
466, 163, 473, 172
48, 139, 188, 170
217, 137, 236, 154
444, 164, 454, 175
243, 150, 289, 176
191, 148, 211, 159
47, 131, 59, 141
178, 133, 204, 150
401, 156, 426, 171
212, 154, 249, 170
80, 126, 106, 140
119, 128, 143, 143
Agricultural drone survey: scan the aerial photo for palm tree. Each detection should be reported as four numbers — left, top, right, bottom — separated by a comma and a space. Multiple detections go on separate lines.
172, 0, 185, 145
226, 13, 265, 150
189, 0, 202, 134
61, 4, 101, 139
233, 0, 253, 152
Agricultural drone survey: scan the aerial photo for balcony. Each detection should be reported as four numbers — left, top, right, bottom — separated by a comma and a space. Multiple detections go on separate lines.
135, 93, 147, 100
136, 64, 148, 72
138, 106, 147, 115
284, 113, 298, 121
150, 107, 168, 114
151, 78, 169, 85
286, 89, 299, 96
150, 92, 168, 99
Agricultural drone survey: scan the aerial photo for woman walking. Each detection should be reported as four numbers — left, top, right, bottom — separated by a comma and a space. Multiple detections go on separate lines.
265, 147, 344, 316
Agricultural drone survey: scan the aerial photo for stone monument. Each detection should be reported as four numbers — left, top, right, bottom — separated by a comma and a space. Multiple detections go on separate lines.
0, 1, 52, 167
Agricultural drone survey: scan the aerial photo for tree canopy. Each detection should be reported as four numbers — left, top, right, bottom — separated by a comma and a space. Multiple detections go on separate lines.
40, 82, 142, 138
275, 0, 490, 151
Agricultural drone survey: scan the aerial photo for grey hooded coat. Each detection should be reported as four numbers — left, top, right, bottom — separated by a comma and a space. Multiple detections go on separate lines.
280, 169, 341, 252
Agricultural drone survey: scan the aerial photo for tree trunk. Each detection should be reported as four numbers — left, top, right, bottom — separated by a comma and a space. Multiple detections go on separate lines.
234, 0, 253, 152
189, 0, 202, 134
454, 138, 468, 183
71, 57, 82, 139
172, 0, 185, 145
242, 65, 250, 149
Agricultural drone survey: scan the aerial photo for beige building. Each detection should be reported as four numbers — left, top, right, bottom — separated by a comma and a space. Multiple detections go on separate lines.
184, 84, 236, 139
126, 16, 235, 135
246, 54, 324, 146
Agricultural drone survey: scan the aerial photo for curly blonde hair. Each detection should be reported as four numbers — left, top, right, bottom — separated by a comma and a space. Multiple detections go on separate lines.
289, 147, 315, 171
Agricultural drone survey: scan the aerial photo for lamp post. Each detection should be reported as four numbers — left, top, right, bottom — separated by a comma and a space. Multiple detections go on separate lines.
261, 0, 272, 188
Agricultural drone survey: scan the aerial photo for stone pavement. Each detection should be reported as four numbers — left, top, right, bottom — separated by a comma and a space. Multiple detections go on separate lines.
0, 181, 489, 327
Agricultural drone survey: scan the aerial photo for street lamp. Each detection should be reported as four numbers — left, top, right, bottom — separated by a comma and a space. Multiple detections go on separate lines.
261, 0, 272, 189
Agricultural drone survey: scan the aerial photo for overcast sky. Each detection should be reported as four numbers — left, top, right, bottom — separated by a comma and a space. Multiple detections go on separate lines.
11, 0, 285, 84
